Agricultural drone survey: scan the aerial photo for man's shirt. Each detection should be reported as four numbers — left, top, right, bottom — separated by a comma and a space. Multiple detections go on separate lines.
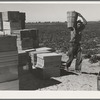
70, 24, 85, 44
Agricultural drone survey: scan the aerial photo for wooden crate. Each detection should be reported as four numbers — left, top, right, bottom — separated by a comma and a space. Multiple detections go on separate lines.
37, 53, 62, 64
0, 50, 18, 83
12, 29, 38, 40
0, 50, 18, 68
21, 38, 39, 50
29, 50, 51, 67
36, 53, 61, 71
0, 51, 18, 57
21, 38, 33, 50
12, 29, 39, 50
0, 36, 17, 52
2, 11, 19, 21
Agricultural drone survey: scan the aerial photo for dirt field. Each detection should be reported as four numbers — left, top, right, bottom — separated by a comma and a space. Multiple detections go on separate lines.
19, 53, 100, 91
36, 53, 99, 91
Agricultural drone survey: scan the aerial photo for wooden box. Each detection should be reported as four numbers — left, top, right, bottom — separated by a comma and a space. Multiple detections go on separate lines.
0, 36, 17, 52
0, 50, 18, 83
37, 53, 62, 65
36, 53, 62, 79
2, 11, 19, 21
12, 29, 38, 40
29, 50, 51, 67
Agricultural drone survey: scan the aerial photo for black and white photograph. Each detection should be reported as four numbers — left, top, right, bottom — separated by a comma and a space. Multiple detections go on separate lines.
0, 1, 100, 93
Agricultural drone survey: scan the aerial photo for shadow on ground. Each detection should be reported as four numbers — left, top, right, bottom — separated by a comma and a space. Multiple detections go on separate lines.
19, 67, 79, 90
81, 72, 98, 76
60, 69, 78, 76
19, 69, 61, 90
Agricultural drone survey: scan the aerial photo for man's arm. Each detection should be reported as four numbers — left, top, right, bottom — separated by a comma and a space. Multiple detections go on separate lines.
70, 27, 76, 43
78, 13, 87, 25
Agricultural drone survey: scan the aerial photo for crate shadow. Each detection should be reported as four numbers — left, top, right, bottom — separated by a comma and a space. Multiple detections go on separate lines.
19, 69, 61, 90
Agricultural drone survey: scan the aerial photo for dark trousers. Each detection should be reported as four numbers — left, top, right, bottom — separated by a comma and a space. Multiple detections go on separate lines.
66, 43, 82, 71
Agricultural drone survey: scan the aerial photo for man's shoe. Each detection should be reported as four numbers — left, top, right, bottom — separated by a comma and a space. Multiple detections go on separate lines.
65, 67, 69, 71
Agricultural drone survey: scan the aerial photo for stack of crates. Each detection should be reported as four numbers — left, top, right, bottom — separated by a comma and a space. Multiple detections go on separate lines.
0, 36, 18, 82
1, 11, 26, 35
2, 11, 20, 35
12, 29, 39, 51
29, 50, 51, 68
28, 47, 55, 68
36, 53, 62, 79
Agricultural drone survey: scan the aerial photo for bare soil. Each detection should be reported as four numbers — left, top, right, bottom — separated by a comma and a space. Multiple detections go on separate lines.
16, 53, 100, 91
37, 53, 100, 91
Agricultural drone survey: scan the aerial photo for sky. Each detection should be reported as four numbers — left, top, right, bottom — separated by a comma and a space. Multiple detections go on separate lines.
0, 2, 100, 22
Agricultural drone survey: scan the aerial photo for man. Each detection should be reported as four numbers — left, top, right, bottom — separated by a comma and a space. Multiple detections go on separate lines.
66, 12, 87, 72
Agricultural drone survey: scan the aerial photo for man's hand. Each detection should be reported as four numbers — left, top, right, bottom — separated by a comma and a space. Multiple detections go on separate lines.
77, 13, 87, 25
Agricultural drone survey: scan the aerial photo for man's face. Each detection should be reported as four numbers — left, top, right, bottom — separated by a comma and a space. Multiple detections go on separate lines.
77, 22, 82, 28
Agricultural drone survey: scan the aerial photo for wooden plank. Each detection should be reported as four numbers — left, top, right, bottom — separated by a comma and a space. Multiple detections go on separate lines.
0, 55, 18, 63
0, 51, 18, 57
0, 60, 18, 67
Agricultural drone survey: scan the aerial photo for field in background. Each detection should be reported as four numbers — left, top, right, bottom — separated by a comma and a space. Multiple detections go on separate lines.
26, 21, 100, 54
